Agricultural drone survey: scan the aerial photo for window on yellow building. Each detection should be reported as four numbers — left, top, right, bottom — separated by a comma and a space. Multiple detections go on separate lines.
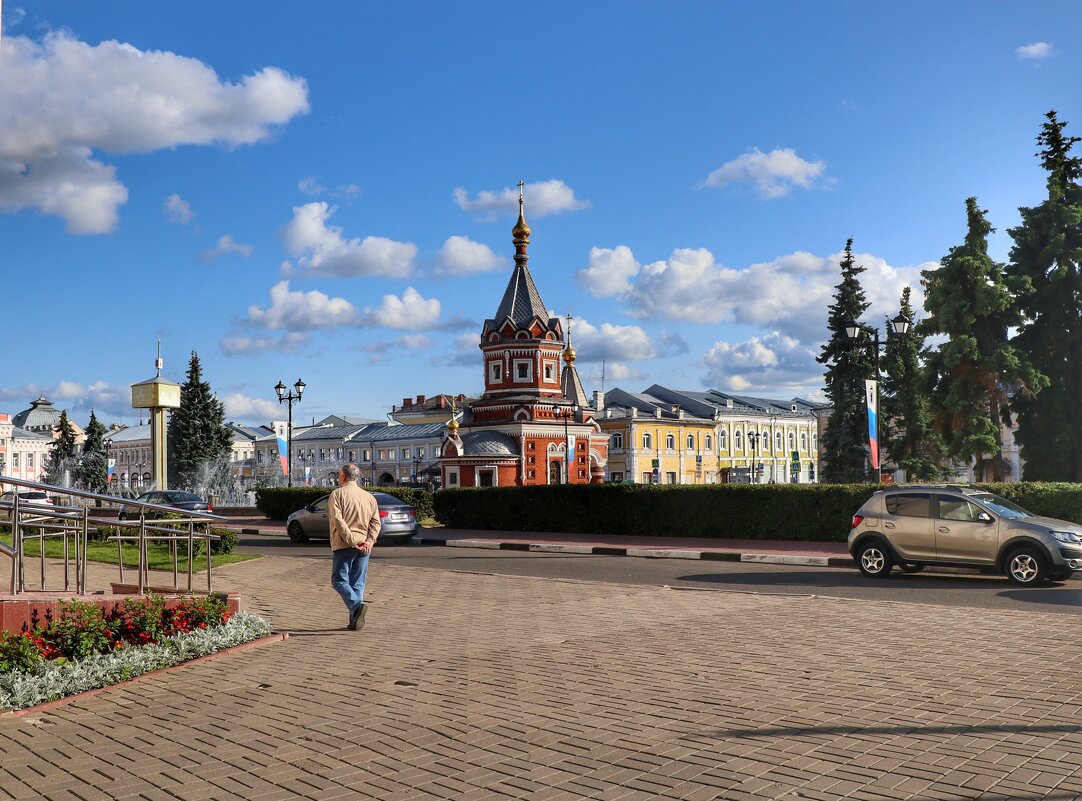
801, 433, 808, 451
642, 433, 652, 449
612, 433, 623, 449
686, 434, 694, 449
705, 434, 712, 450
665, 434, 675, 450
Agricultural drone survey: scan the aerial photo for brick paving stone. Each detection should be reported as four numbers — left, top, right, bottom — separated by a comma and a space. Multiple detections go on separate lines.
5, 555, 1082, 800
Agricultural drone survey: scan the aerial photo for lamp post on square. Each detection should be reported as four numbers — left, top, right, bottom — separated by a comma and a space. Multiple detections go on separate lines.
274, 378, 306, 488
846, 314, 910, 481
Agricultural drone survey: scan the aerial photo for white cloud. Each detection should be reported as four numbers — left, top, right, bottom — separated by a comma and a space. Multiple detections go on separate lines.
163, 193, 194, 225
701, 148, 826, 198
364, 287, 441, 330
1017, 42, 1054, 60
576, 245, 641, 297
221, 393, 279, 422
0, 31, 309, 233
702, 333, 821, 394
0, 380, 130, 421
436, 235, 508, 275
298, 176, 361, 199
199, 234, 254, 263
624, 246, 929, 344
283, 201, 416, 278
586, 362, 644, 384
570, 318, 663, 363
220, 331, 309, 356
298, 176, 325, 196
355, 334, 434, 364
246, 280, 359, 331
453, 179, 590, 220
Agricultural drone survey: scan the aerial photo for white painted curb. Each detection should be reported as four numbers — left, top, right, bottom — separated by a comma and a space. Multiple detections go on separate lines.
529, 543, 595, 554
446, 539, 502, 549
741, 553, 831, 566
626, 548, 704, 560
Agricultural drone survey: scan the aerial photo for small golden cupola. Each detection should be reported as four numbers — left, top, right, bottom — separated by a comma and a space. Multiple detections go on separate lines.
512, 180, 531, 247
563, 313, 577, 365
447, 396, 460, 434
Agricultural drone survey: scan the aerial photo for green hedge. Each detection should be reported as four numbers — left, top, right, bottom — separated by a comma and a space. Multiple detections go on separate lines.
431, 482, 1082, 542
255, 486, 435, 521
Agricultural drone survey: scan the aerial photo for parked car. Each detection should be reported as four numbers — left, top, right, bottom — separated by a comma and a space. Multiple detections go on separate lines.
286, 491, 417, 544
118, 490, 212, 520
848, 485, 1082, 586
0, 490, 54, 509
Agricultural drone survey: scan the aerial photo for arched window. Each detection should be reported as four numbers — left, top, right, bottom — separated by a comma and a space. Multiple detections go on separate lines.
801, 433, 808, 451
612, 432, 623, 449
705, 434, 712, 451
775, 432, 782, 450
719, 430, 727, 450
735, 430, 742, 450
788, 433, 795, 451
686, 434, 694, 449
642, 433, 652, 450
665, 434, 675, 450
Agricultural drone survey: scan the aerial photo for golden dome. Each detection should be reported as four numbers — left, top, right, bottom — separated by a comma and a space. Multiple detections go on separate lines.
563, 344, 576, 365
512, 180, 530, 245
447, 415, 459, 433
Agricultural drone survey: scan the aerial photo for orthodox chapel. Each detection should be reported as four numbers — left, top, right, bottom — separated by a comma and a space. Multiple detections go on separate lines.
439, 186, 609, 487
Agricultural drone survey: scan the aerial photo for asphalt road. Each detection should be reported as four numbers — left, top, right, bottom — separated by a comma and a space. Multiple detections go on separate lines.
237, 532, 1082, 616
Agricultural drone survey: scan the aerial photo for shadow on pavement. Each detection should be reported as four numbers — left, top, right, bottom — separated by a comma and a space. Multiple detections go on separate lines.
680, 569, 1012, 591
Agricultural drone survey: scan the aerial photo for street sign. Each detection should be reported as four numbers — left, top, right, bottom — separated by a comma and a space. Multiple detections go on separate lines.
651, 459, 659, 469
652, 467, 659, 477
695, 455, 702, 463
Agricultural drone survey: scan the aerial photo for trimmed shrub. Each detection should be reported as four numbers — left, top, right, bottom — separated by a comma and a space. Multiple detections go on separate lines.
255, 487, 330, 520
431, 482, 1082, 542
255, 485, 434, 521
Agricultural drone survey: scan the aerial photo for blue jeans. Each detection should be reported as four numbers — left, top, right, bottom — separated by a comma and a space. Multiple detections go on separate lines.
331, 547, 370, 613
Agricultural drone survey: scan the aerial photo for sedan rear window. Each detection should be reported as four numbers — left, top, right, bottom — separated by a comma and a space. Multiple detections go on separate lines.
885, 493, 932, 518
163, 491, 202, 503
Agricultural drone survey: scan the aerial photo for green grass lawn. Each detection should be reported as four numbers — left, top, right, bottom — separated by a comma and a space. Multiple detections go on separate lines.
2, 534, 258, 572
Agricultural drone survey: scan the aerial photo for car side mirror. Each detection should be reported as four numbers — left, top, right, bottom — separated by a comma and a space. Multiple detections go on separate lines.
977, 512, 994, 524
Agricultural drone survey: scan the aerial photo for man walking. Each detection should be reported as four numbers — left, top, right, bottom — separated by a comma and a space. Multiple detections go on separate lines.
329, 463, 382, 630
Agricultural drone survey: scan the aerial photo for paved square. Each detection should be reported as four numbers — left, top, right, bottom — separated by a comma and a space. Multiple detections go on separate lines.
2, 554, 1081, 800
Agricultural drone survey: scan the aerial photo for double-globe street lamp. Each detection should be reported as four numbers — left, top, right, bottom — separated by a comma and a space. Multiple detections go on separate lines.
274, 378, 306, 488
551, 403, 579, 484
845, 314, 910, 481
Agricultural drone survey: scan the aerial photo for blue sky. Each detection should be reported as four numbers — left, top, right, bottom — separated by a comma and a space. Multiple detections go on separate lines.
1, 2, 1078, 427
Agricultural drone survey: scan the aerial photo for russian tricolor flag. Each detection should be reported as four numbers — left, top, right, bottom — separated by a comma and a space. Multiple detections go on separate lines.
865, 380, 879, 471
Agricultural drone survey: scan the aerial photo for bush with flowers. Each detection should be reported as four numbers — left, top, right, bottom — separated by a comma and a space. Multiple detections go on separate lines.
0, 596, 271, 711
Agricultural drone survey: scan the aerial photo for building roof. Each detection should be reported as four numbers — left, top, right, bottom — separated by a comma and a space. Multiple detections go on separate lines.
363, 422, 448, 442
293, 423, 389, 442
460, 430, 519, 457
12, 395, 62, 431
11, 426, 53, 442
317, 414, 383, 426
103, 425, 152, 444
489, 264, 549, 328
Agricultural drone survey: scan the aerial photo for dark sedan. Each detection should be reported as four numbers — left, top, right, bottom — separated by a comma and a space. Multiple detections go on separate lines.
286, 491, 417, 544
118, 490, 212, 520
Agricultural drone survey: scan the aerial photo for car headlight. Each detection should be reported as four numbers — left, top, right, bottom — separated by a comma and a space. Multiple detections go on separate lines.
1050, 530, 1082, 544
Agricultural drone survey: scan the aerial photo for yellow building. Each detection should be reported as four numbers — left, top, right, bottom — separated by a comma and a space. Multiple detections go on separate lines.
598, 386, 821, 484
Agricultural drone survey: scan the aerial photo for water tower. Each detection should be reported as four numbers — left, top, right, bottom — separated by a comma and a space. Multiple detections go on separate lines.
131, 343, 180, 490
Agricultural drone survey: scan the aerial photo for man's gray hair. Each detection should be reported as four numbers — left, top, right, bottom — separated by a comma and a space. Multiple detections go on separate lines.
341, 463, 361, 480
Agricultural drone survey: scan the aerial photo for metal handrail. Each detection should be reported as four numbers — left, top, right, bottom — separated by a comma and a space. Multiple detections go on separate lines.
1, 474, 225, 596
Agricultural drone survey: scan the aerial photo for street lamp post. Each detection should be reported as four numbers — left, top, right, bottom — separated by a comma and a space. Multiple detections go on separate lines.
747, 430, 761, 484
846, 314, 910, 481
274, 378, 306, 488
551, 404, 579, 484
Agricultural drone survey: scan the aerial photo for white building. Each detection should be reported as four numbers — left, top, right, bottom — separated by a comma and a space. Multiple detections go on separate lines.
0, 414, 53, 488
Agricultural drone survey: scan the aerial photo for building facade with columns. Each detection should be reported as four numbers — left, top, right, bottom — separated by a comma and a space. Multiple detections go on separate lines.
0, 414, 53, 488
440, 187, 608, 487
599, 386, 821, 484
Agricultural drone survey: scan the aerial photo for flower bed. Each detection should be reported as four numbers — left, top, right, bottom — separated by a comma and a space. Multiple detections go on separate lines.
0, 595, 273, 711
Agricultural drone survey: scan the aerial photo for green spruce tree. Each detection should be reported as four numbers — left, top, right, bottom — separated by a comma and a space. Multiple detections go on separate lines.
167, 352, 233, 490
76, 411, 109, 492
46, 410, 79, 485
817, 239, 876, 482
879, 287, 942, 480
922, 198, 1044, 481
1005, 110, 1082, 480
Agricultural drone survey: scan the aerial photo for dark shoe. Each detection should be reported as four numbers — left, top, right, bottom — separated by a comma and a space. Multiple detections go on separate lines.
347, 603, 362, 630
355, 603, 367, 631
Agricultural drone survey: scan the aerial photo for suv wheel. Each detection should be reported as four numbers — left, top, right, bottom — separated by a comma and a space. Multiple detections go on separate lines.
1006, 546, 1048, 586
857, 540, 893, 578
287, 521, 309, 544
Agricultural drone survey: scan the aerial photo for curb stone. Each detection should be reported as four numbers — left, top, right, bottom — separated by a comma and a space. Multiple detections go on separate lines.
416, 536, 854, 569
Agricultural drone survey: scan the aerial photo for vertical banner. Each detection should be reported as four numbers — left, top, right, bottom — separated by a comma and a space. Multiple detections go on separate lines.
273, 421, 289, 476
107, 458, 115, 483
865, 379, 879, 470
304, 466, 311, 486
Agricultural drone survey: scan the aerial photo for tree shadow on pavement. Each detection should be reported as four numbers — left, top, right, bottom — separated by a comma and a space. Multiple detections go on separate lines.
677, 569, 1010, 591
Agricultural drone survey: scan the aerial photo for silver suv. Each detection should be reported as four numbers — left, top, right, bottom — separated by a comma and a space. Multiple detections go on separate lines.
848, 485, 1082, 586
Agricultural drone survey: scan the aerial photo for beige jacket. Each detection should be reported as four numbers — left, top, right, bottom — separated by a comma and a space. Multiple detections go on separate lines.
328, 482, 382, 551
